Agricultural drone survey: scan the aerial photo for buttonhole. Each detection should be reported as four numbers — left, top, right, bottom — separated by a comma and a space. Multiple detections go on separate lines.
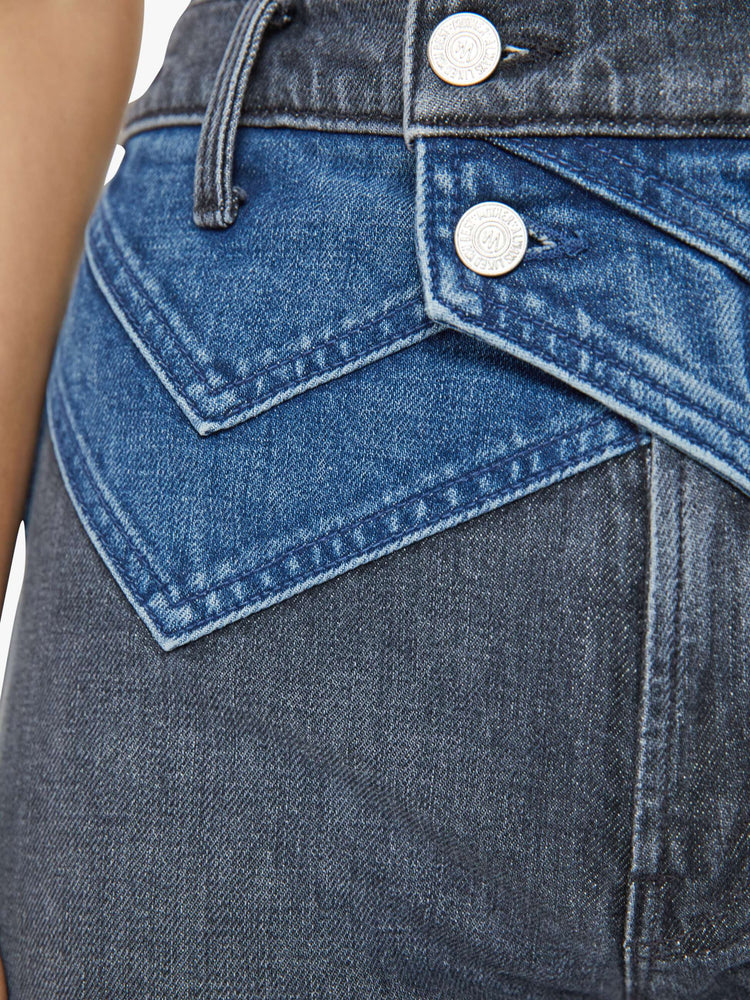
500, 43, 531, 62
501, 37, 567, 65
527, 229, 557, 249
525, 227, 588, 260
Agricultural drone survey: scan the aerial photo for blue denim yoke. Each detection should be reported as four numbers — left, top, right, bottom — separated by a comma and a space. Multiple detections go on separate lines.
44, 121, 750, 650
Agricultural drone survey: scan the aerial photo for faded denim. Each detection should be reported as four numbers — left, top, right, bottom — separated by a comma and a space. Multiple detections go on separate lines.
2, 0, 750, 997
54, 124, 651, 649
122, 0, 750, 143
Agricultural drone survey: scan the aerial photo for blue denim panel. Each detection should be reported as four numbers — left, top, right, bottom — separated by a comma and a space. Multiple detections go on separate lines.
46, 152, 642, 650
416, 136, 750, 495
494, 138, 750, 284
86, 127, 433, 434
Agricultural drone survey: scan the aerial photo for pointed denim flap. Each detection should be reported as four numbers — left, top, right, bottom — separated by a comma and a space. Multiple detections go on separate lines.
416, 136, 750, 496
47, 125, 651, 651
86, 126, 434, 434
48, 252, 644, 650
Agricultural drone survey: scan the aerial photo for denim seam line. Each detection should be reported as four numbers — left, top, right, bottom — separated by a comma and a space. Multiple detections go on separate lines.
423, 159, 750, 468
444, 295, 750, 490
491, 140, 750, 281
429, 150, 750, 432
412, 111, 750, 128
92, 197, 426, 392
140, 104, 404, 124
167, 433, 639, 628
624, 440, 684, 997
649, 454, 684, 971
95, 195, 427, 396
86, 206, 430, 425
119, 115, 750, 149
49, 363, 172, 592
573, 139, 750, 240
167, 417, 638, 607
452, 282, 750, 445
127, 425, 643, 637
48, 365, 640, 639
51, 357, 618, 605
640, 454, 750, 968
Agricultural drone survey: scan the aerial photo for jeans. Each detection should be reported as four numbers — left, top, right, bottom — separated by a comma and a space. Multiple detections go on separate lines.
1, 1, 750, 996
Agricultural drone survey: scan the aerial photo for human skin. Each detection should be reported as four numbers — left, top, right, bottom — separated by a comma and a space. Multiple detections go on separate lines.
0, 0, 144, 992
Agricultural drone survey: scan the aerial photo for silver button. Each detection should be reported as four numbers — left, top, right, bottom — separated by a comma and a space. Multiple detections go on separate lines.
454, 202, 528, 276
428, 13, 501, 87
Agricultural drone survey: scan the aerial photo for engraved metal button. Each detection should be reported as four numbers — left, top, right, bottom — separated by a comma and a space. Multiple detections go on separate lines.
454, 202, 528, 276
428, 12, 501, 86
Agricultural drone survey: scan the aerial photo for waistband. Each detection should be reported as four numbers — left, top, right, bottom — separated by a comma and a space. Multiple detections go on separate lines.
121, 0, 750, 145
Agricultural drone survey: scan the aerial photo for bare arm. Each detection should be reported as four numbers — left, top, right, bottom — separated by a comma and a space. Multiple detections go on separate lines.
0, 0, 143, 613
0, 1, 143, 992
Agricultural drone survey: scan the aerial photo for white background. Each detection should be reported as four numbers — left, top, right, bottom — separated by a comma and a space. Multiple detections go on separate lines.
0, 0, 191, 692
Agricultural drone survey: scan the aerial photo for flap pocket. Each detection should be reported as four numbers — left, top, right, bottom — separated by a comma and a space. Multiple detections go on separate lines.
86, 125, 433, 434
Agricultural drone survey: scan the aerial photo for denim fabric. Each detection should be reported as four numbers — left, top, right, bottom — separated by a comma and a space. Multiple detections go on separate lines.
47, 124, 650, 649
625, 438, 750, 998
44, 121, 750, 648
0, 416, 652, 999
3, 0, 750, 996
417, 136, 750, 493
121, 0, 750, 143
5, 421, 750, 998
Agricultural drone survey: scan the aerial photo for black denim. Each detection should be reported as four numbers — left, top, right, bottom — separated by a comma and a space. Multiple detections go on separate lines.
122, 0, 750, 144
1, 417, 652, 999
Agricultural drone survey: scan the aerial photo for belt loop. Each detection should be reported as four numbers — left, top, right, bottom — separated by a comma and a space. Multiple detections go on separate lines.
193, 0, 295, 230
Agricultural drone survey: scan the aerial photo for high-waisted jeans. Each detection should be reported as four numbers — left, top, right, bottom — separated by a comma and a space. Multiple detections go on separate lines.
2, 2, 750, 997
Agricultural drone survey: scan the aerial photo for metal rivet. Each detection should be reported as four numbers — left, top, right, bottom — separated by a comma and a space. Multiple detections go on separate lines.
454, 202, 528, 276
428, 13, 501, 87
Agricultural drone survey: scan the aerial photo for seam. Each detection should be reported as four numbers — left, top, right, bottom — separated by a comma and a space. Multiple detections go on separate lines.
123, 107, 750, 129
128, 105, 402, 123
214, 321, 433, 420
446, 296, 750, 486
624, 440, 655, 1000
97, 195, 425, 393
151, 432, 645, 635
623, 440, 684, 995
495, 140, 750, 275
421, 166, 750, 460
51, 367, 628, 611
649, 457, 684, 964
50, 363, 172, 591
401, 0, 418, 148
414, 113, 750, 127
171, 431, 642, 633
91, 204, 212, 380
167, 416, 624, 606
573, 139, 750, 241
88, 204, 428, 415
